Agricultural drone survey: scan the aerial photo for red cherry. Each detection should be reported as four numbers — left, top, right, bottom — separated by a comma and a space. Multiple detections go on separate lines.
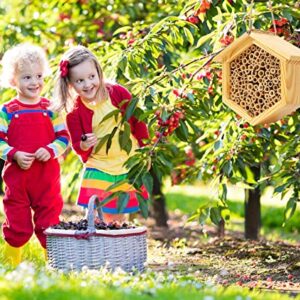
172, 89, 180, 97
59, 13, 71, 21
288, 274, 294, 280
241, 134, 247, 141
220, 35, 234, 46
128, 39, 135, 45
186, 16, 200, 24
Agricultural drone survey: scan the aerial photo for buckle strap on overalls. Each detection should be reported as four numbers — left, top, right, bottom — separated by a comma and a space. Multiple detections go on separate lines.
40, 98, 50, 110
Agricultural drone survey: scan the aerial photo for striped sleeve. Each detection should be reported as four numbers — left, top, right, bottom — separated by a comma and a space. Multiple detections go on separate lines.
45, 111, 70, 158
0, 106, 17, 161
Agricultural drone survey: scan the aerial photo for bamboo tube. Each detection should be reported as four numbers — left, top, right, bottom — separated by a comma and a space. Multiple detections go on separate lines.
257, 98, 264, 105
258, 70, 265, 77
269, 90, 276, 97
247, 83, 254, 90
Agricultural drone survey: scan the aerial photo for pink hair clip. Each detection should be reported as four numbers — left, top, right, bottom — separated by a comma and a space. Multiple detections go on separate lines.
59, 60, 69, 78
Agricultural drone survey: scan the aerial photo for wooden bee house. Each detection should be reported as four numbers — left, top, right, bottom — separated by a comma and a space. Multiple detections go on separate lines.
215, 31, 300, 125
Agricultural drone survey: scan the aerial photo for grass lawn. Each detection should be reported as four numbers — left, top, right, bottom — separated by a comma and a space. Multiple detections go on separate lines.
0, 182, 299, 299
165, 182, 300, 240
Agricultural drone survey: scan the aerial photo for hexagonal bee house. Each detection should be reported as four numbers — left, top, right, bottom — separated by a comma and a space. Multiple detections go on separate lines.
215, 31, 300, 125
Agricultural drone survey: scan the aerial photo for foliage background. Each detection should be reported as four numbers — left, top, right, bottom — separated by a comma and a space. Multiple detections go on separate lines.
0, 0, 300, 227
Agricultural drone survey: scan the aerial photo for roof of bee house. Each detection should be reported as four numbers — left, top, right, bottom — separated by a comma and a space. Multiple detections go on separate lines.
214, 30, 300, 125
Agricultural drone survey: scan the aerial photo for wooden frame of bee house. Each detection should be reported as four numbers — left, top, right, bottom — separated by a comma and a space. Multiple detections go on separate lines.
215, 31, 300, 125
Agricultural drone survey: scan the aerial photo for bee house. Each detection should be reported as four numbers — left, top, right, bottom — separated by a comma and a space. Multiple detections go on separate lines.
215, 31, 300, 125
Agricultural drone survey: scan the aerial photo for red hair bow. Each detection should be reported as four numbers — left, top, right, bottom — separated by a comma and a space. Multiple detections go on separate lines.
59, 60, 69, 77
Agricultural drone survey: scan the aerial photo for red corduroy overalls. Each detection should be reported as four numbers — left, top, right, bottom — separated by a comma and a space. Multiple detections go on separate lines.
2, 100, 63, 248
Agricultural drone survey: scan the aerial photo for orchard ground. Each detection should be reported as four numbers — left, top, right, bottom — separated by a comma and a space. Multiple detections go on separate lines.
0, 182, 300, 298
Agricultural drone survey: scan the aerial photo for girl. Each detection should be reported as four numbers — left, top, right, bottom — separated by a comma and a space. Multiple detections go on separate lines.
0, 43, 69, 266
55, 45, 149, 223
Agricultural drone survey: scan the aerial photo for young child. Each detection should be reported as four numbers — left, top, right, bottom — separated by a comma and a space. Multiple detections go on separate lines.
0, 43, 69, 266
54, 45, 149, 223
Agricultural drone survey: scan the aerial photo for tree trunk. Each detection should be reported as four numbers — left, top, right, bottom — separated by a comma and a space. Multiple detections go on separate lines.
244, 165, 261, 240
149, 169, 169, 227
218, 218, 225, 238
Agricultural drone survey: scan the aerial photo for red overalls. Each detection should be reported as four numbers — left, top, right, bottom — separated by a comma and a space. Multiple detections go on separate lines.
2, 100, 63, 248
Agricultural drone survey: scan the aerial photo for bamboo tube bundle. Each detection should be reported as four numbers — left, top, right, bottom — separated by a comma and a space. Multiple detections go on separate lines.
215, 31, 300, 125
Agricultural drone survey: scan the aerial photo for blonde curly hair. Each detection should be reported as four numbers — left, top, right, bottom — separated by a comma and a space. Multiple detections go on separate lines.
1, 43, 50, 88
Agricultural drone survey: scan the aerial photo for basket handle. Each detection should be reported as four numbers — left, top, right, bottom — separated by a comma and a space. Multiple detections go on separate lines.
87, 195, 104, 232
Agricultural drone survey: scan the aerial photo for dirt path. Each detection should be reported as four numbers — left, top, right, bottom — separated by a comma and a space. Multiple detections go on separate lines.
143, 212, 300, 295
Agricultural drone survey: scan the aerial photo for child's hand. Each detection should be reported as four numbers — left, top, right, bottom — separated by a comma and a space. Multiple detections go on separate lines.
35, 147, 51, 162
14, 151, 35, 170
80, 133, 97, 151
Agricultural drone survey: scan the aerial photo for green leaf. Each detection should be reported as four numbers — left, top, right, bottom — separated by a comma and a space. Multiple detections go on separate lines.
123, 138, 132, 155
183, 27, 194, 45
222, 160, 232, 176
124, 121, 131, 138
198, 208, 209, 225
98, 109, 120, 125
274, 183, 289, 194
125, 98, 139, 120
175, 120, 189, 141
142, 172, 153, 195
196, 31, 215, 48
94, 134, 110, 153
106, 179, 129, 192
283, 197, 297, 225
219, 183, 228, 202
236, 158, 247, 178
113, 26, 132, 36
137, 193, 148, 219
157, 154, 173, 169
100, 193, 119, 207
119, 126, 130, 153
124, 154, 140, 169
117, 192, 130, 213
210, 207, 222, 225
214, 140, 223, 151
160, 107, 169, 122
118, 56, 127, 72
106, 127, 118, 154
245, 165, 256, 184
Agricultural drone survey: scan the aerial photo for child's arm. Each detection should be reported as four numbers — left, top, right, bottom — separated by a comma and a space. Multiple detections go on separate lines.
66, 111, 93, 162
0, 106, 18, 162
43, 112, 70, 159
0, 106, 35, 168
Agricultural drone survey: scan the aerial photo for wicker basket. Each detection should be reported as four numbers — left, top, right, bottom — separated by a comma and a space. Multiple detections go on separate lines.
44, 195, 147, 272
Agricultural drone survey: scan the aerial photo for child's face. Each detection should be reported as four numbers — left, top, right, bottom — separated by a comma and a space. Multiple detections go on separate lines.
69, 59, 100, 103
13, 62, 44, 103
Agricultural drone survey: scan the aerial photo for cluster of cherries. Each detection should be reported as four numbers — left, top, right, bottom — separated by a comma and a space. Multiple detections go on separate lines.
186, 0, 211, 24
155, 109, 185, 137
51, 219, 136, 231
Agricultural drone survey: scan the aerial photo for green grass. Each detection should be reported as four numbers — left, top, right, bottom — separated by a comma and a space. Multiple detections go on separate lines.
0, 255, 299, 300
165, 188, 300, 236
